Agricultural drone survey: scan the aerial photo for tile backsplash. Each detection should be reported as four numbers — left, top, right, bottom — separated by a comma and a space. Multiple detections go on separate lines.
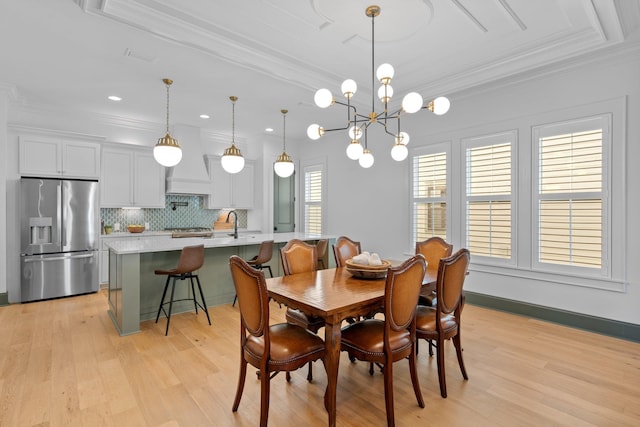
101, 195, 247, 230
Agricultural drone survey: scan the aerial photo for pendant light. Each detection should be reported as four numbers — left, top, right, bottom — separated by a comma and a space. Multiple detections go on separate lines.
306, 5, 451, 168
221, 96, 245, 174
274, 109, 294, 178
153, 78, 182, 167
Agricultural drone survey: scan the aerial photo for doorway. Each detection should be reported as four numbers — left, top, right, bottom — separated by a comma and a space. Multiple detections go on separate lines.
273, 171, 295, 232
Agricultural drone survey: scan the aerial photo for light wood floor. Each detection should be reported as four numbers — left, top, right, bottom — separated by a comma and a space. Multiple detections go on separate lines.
1, 290, 639, 427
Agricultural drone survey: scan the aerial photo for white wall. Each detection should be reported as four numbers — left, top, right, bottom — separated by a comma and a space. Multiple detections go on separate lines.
299, 49, 640, 325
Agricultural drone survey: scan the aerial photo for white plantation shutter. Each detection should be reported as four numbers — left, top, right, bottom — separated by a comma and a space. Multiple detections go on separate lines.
412, 150, 447, 245
534, 117, 607, 271
464, 132, 515, 260
304, 166, 323, 234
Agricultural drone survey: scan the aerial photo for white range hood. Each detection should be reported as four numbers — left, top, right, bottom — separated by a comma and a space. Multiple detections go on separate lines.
165, 124, 212, 196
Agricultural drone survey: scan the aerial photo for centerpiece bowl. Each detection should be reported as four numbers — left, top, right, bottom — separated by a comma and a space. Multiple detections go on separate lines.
344, 259, 391, 279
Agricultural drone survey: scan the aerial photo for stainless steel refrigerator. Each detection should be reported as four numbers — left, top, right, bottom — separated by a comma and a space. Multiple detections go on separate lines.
20, 178, 99, 302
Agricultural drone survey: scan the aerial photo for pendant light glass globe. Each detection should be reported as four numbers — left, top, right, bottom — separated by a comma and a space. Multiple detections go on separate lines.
359, 149, 374, 168
346, 140, 364, 160
221, 145, 245, 174
154, 137, 182, 167
391, 142, 408, 161
395, 131, 410, 145
341, 79, 357, 98
314, 88, 333, 108
430, 96, 451, 115
401, 92, 423, 113
307, 124, 324, 140
376, 63, 394, 84
348, 125, 363, 140
274, 155, 294, 177
378, 84, 393, 103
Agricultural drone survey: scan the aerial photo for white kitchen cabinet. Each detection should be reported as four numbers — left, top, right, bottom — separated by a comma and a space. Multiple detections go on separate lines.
19, 136, 101, 179
100, 144, 165, 208
205, 155, 254, 209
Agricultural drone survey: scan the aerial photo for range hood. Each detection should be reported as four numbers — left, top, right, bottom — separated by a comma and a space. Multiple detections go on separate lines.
165, 124, 212, 196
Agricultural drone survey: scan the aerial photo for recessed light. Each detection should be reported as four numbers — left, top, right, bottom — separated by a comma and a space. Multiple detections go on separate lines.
265, 127, 274, 132
107, 95, 122, 101
200, 114, 210, 119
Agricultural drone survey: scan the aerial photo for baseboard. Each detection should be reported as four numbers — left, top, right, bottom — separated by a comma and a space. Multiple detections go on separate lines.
0, 292, 8, 307
465, 291, 640, 343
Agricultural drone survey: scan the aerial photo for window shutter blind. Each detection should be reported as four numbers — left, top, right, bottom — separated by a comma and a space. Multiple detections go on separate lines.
412, 152, 447, 242
538, 130, 602, 268
304, 169, 322, 234
466, 142, 512, 259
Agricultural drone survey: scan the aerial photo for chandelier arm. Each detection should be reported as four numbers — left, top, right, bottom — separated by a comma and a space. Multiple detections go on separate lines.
322, 125, 354, 133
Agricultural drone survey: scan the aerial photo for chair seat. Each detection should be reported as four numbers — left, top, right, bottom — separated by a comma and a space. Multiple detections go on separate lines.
285, 308, 325, 332
415, 305, 458, 336
245, 323, 326, 370
418, 288, 436, 306
341, 319, 412, 357
155, 268, 182, 275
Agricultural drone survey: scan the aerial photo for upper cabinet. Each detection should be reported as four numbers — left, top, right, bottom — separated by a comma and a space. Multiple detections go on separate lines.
100, 145, 165, 208
19, 136, 101, 179
205, 155, 254, 209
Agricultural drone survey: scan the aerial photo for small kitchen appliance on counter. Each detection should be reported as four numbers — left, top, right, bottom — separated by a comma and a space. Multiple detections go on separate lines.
20, 177, 100, 302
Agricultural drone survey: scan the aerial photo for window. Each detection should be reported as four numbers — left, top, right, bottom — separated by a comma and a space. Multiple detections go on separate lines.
411, 146, 448, 246
533, 115, 609, 273
463, 131, 515, 261
303, 162, 324, 234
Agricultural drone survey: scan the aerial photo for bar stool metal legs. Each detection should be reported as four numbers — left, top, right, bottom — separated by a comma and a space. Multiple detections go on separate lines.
154, 244, 210, 335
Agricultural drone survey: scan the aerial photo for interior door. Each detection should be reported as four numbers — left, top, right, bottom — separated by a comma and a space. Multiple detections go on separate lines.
274, 171, 295, 232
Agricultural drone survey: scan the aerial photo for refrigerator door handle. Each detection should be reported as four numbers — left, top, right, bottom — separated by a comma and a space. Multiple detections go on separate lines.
23, 253, 95, 263
58, 183, 64, 247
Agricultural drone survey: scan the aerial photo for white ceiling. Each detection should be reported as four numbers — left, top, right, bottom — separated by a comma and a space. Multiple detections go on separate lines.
1, 0, 639, 146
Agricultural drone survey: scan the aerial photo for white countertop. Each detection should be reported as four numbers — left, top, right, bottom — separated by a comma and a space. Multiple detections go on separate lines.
104, 232, 334, 255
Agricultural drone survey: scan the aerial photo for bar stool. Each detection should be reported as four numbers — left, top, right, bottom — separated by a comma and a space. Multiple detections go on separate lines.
155, 244, 211, 335
233, 240, 274, 306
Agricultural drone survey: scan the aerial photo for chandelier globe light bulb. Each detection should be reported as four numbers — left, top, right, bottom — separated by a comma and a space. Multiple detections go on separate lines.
314, 88, 333, 108
359, 149, 375, 168
346, 140, 364, 160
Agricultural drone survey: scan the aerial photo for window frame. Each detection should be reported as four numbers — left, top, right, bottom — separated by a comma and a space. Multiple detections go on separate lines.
462, 130, 518, 267
410, 142, 451, 248
531, 114, 611, 277
301, 158, 327, 235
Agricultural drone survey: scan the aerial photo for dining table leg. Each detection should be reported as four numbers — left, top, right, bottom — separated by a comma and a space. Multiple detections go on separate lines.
323, 318, 341, 427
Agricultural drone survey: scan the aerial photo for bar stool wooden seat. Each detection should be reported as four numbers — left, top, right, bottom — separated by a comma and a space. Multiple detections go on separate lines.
154, 244, 211, 335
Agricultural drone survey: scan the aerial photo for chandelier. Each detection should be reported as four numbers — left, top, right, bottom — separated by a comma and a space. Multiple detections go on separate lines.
153, 78, 182, 167
221, 96, 245, 174
306, 5, 450, 168
274, 109, 295, 178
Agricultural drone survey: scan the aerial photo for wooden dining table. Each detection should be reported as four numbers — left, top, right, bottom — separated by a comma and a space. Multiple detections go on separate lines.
265, 266, 437, 427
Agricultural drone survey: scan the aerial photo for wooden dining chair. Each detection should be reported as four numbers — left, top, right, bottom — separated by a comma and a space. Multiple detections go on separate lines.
233, 240, 274, 306
415, 248, 470, 398
280, 239, 325, 381
316, 238, 329, 269
332, 235, 362, 267
415, 236, 453, 306
415, 237, 453, 355
340, 254, 427, 427
229, 255, 326, 427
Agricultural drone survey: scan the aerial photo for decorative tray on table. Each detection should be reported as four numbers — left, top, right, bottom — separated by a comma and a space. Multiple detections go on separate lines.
344, 259, 391, 279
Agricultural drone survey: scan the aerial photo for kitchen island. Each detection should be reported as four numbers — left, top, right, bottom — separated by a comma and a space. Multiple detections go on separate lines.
105, 232, 335, 335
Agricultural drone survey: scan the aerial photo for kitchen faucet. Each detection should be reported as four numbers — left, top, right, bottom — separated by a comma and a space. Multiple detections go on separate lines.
226, 210, 238, 239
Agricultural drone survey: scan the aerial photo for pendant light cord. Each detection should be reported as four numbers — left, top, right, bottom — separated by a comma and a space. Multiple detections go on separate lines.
232, 99, 236, 144
283, 111, 287, 151
165, 83, 170, 134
